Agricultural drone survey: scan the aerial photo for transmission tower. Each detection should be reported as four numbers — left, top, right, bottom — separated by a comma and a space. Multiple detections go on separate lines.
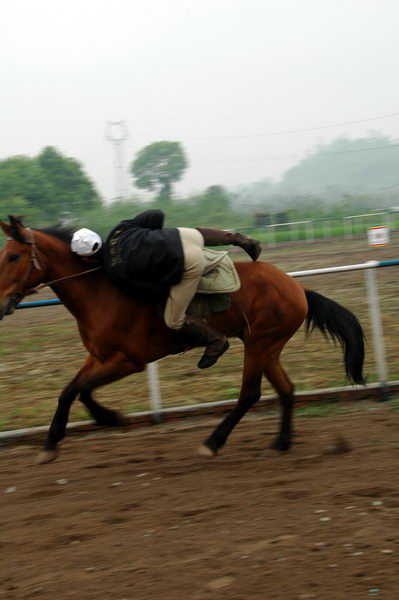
105, 121, 129, 199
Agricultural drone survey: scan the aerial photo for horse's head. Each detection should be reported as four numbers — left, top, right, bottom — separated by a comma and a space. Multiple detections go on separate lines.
0, 216, 46, 319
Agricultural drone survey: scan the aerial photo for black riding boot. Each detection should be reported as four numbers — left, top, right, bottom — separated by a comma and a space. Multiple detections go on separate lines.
196, 227, 261, 261
179, 316, 229, 369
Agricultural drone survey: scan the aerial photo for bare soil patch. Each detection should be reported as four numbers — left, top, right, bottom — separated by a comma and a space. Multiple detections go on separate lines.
2, 401, 399, 599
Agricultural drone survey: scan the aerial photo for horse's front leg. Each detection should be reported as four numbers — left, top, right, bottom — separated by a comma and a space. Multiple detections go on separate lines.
36, 354, 138, 464
36, 378, 80, 464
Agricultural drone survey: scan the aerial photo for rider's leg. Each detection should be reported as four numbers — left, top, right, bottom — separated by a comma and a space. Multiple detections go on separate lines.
164, 228, 229, 369
196, 227, 261, 261
164, 228, 205, 330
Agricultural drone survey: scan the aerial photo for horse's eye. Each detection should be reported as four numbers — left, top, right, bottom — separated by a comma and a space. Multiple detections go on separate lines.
8, 254, 20, 263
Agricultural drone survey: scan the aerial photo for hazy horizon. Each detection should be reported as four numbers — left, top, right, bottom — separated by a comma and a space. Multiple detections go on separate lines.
2, 0, 399, 201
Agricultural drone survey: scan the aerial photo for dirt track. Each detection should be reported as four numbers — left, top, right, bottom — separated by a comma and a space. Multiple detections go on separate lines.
2, 401, 399, 600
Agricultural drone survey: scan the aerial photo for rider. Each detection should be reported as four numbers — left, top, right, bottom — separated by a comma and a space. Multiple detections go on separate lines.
71, 210, 261, 369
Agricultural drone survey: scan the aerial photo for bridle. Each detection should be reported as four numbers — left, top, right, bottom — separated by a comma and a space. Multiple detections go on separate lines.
7, 228, 45, 309
7, 228, 102, 312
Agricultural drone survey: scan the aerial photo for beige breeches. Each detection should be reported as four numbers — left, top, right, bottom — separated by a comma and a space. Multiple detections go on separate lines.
164, 227, 205, 330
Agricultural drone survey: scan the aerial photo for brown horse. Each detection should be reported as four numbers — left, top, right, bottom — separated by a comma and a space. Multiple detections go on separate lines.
0, 216, 365, 464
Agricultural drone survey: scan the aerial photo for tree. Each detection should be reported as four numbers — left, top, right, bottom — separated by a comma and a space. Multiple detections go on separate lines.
37, 146, 100, 216
0, 156, 55, 222
195, 185, 231, 224
0, 148, 101, 224
131, 141, 188, 203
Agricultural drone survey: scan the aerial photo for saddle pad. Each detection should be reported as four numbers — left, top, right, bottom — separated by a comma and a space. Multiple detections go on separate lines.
157, 290, 231, 321
156, 249, 240, 320
197, 248, 241, 294
187, 292, 231, 318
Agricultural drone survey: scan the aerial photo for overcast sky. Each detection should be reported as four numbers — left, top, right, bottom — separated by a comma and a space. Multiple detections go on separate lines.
2, 0, 399, 200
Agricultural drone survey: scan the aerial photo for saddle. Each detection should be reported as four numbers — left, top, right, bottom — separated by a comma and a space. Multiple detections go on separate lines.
187, 249, 240, 318
154, 249, 240, 321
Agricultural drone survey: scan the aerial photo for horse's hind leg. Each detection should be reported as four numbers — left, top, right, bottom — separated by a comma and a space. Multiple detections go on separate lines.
199, 350, 263, 457
264, 360, 295, 451
79, 390, 129, 427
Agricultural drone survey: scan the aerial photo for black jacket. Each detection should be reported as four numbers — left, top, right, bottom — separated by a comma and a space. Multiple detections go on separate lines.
102, 210, 185, 299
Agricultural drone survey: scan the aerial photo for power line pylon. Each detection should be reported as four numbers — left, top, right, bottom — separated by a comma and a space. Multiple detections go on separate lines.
105, 121, 129, 199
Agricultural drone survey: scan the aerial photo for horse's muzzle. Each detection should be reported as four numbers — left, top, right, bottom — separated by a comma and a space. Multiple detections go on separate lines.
0, 296, 17, 320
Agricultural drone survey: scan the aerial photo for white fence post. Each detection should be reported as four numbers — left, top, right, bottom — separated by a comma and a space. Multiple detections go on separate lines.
147, 362, 163, 423
305, 221, 314, 243
322, 219, 332, 239
344, 217, 352, 239
364, 265, 389, 397
268, 224, 276, 247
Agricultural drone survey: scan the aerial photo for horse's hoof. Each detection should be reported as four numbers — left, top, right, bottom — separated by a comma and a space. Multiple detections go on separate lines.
270, 439, 290, 452
197, 444, 217, 458
113, 411, 130, 427
36, 449, 58, 464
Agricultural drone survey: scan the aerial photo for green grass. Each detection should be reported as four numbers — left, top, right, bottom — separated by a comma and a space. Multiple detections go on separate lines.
295, 400, 350, 418
385, 396, 399, 411
223, 387, 241, 399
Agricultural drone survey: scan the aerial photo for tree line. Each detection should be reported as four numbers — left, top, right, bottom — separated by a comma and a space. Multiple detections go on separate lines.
0, 134, 397, 236
0, 142, 243, 235
234, 133, 399, 217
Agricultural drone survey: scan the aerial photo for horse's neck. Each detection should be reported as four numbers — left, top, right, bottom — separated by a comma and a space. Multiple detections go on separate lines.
37, 237, 156, 336
39, 244, 115, 321
50, 272, 108, 320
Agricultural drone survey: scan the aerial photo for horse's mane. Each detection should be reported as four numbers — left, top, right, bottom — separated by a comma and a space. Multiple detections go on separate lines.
34, 224, 103, 268
35, 225, 74, 246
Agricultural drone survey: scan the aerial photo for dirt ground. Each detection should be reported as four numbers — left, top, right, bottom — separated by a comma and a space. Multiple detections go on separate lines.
2, 401, 399, 600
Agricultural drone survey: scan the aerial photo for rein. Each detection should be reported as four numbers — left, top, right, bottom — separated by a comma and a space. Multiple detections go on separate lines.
32, 266, 103, 293
8, 228, 45, 306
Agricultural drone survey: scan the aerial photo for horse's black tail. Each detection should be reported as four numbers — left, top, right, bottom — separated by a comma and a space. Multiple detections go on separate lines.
305, 289, 365, 385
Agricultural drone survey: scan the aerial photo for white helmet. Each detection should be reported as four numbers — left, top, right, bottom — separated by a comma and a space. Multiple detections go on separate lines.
71, 228, 103, 256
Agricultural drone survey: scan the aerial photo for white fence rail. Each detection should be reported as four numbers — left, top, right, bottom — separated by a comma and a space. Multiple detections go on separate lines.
13, 259, 399, 425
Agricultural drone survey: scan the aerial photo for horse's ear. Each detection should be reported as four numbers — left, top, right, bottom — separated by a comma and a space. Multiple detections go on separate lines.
0, 220, 10, 236
8, 215, 27, 243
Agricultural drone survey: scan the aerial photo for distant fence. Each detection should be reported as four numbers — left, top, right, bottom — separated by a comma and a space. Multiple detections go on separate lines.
14, 258, 399, 427
235, 211, 398, 246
